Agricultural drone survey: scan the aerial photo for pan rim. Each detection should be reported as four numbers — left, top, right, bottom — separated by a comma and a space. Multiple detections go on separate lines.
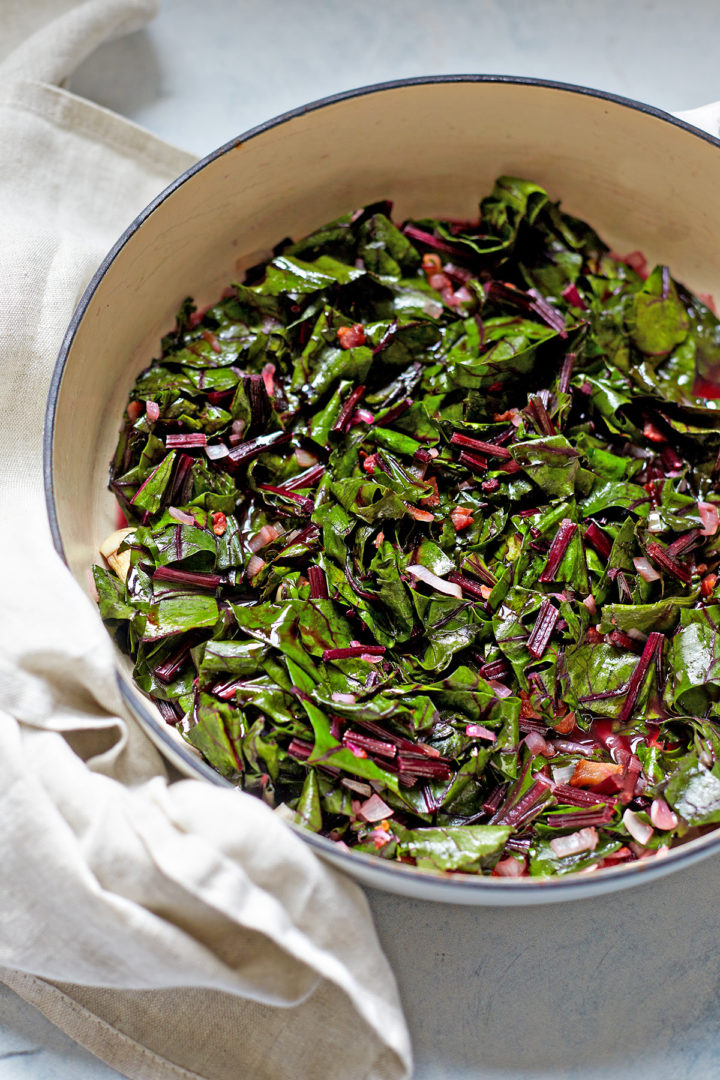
44, 73, 720, 899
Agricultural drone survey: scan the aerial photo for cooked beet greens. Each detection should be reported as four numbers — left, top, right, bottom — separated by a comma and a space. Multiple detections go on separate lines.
95, 177, 720, 878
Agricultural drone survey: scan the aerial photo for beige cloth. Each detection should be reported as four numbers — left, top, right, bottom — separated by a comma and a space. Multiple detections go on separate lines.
0, 3, 411, 1078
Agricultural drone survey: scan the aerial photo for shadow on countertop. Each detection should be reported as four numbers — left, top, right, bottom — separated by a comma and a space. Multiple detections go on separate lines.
366, 851, 720, 1080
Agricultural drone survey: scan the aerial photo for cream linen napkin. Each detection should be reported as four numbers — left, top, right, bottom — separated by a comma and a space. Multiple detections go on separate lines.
0, 3, 412, 1079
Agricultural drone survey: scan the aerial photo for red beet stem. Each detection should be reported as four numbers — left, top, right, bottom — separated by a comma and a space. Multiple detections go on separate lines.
486, 280, 567, 335
527, 288, 568, 336
258, 484, 314, 514
280, 464, 326, 491
227, 430, 291, 467
558, 352, 575, 394
352, 719, 439, 758
213, 678, 248, 701
308, 565, 329, 599
458, 450, 489, 473
277, 523, 320, 556
483, 783, 509, 815
499, 459, 522, 475
560, 284, 587, 310
494, 777, 553, 828
617, 631, 664, 725
606, 629, 643, 654
322, 645, 386, 661
344, 556, 377, 601
378, 397, 413, 425
527, 395, 556, 436
165, 433, 207, 448
478, 658, 511, 680
645, 541, 692, 584
505, 836, 532, 853
154, 643, 192, 683
153, 566, 222, 589
667, 529, 702, 556
527, 599, 559, 659
660, 444, 685, 471
462, 556, 496, 587
450, 433, 512, 459
620, 754, 643, 805
539, 519, 577, 582
333, 385, 366, 433
519, 717, 549, 735
550, 805, 614, 828
552, 783, 617, 808
168, 453, 195, 507
447, 572, 487, 601
395, 754, 452, 780
155, 698, 182, 724
342, 730, 397, 759
401, 223, 468, 256
288, 738, 314, 760
583, 521, 612, 561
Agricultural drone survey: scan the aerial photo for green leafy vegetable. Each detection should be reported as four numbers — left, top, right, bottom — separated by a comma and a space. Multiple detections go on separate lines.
97, 177, 720, 879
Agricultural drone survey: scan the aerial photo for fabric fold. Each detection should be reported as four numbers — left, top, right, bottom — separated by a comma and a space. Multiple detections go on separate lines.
0, 3, 412, 1078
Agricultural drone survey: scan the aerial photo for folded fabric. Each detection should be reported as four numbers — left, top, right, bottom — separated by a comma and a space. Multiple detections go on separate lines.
0, 3, 411, 1078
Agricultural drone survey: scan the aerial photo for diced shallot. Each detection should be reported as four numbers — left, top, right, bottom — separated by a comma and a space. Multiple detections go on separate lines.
492, 856, 525, 878
206, 443, 230, 462
487, 679, 513, 698
582, 594, 597, 616
98, 527, 135, 559
247, 524, 282, 553
698, 501, 719, 536
465, 723, 497, 741
643, 421, 666, 443
406, 563, 462, 598
295, 447, 319, 468
99, 527, 134, 582
356, 793, 393, 823
633, 556, 661, 582
622, 808, 654, 845
552, 763, 577, 785
350, 408, 375, 426
524, 730, 554, 758
340, 778, 372, 796
168, 506, 196, 526
549, 827, 598, 858
650, 797, 679, 831
448, 285, 473, 306
246, 555, 266, 579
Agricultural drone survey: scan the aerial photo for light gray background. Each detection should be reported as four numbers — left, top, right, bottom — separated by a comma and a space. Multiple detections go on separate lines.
4, 1, 720, 1077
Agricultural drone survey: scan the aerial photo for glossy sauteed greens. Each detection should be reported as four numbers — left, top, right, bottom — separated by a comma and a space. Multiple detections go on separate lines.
95, 177, 720, 878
